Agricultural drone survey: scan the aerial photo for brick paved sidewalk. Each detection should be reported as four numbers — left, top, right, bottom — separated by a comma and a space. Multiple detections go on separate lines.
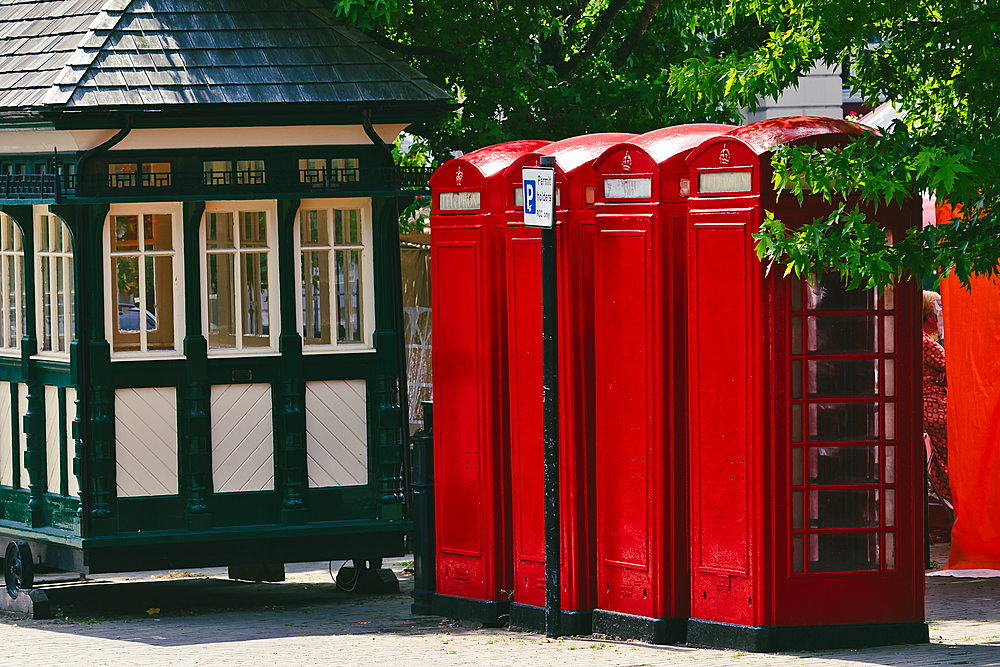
0, 542, 997, 667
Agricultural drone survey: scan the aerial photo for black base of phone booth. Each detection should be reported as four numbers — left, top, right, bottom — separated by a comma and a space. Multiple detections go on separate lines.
687, 618, 930, 652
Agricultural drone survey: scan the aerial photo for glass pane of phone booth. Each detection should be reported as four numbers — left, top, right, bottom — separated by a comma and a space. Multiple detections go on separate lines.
789, 272, 896, 574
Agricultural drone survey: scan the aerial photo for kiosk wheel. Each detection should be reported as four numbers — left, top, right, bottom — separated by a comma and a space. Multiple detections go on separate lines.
4, 540, 33, 599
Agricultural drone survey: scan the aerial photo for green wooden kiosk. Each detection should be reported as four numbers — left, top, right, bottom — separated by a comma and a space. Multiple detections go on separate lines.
0, 0, 452, 598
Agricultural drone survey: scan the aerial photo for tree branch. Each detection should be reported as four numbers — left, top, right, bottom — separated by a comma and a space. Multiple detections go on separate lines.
611, 0, 661, 68
363, 29, 463, 63
560, 0, 634, 75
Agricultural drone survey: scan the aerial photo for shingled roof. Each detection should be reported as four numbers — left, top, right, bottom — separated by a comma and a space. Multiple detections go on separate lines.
0, 0, 452, 112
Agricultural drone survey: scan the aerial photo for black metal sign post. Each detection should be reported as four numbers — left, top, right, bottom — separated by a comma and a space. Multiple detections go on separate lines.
522, 155, 560, 637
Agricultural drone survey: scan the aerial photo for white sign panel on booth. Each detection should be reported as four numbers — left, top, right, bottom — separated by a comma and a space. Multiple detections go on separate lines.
522, 166, 555, 228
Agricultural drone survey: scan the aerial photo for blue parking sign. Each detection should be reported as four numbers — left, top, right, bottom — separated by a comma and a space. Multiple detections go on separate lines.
522, 166, 554, 227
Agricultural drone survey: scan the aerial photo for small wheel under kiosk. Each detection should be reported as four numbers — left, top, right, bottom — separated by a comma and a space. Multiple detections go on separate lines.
4, 540, 33, 600
335, 557, 396, 594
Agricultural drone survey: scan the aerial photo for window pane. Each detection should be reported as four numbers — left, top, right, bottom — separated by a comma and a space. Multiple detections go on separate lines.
237, 160, 265, 184
791, 404, 802, 442
885, 533, 896, 570
809, 533, 879, 572
299, 158, 327, 183
335, 209, 362, 245
881, 283, 895, 310
204, 161, 233, 186
791, 359, 803, 398
66, 256, 74, 342
144, 214, 173, 251
242, 252, 269, 347
808, 490, 879, 528
114, 256, 140, 352
146, 255, 175, 351
240, 211, 267, 248
807, 446, 879, 484
792, 490, 803, 529
809, 402, 879, 441
302, 251, 331, 345
7, 255, 16, 347
208, 253, 236, 349
337, 249, 363, 343
56, 255, 64, 351
207, 212, 234, 249
807, 359, 877, 397
300, 210, 328, 246
884, 359, 895, 397
791, 317, 802, 355
40, 215, 50, 252
109, 163, 137, 188
884, 445, 895, 483
806, 273, 876, 311
142, 162, 171, 187
2, 214, 11, 251
883, 316, 895, 353
790, 280, 802, 311
42, 256, 52, 349
113, 215, 139, 252
885, 489, 896, 527
792, 535, 804, 573
808, 316, 877, 354
791, 447, 803, 486
884, 402, 895, 440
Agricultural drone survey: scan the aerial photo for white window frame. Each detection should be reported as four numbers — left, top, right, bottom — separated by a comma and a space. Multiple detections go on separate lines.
295, 198, 375, 353
201, 199, 280, 356
0, 212, 25, 357
35, 206, 74, 359
104, 202, 185, 359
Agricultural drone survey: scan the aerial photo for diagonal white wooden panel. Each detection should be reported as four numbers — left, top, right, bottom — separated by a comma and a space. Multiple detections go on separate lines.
305, 380, 368, 488
65, 387, 79, 497
17, 383, 27, 489
115, 388, 178, 497
45, 385, 60, 494
211, 383, 274, 493
0, 381, 11, 487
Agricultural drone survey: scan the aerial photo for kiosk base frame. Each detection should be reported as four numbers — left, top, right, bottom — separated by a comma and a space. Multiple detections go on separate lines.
687, 618, 930, 652
432, 593, 510, 627
509, 602, 592, 635
592, 608, 686, 644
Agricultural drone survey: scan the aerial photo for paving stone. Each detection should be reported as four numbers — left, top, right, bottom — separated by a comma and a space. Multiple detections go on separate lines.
1, 543, 997, 666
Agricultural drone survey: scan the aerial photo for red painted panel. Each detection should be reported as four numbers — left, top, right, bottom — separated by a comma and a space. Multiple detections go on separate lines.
691, 216, 751, 576
433, 237, 489, 597
688, 210, 755, 627
507, 234, 546, 606
595, 224, 654, 618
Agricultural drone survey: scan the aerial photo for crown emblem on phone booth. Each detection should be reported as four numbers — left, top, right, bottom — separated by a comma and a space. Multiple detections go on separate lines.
622, 151, 632, 173
719, 144, 731, 166
455, 166, 464, 185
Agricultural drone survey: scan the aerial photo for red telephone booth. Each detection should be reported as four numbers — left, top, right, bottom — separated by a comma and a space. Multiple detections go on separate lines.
685, 117, 927, 651
589, 124, 734, 643
430, 140, 551, 625
501, 133, 635, 634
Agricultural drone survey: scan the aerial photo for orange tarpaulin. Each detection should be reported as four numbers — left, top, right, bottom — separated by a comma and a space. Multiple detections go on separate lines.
942, 270, 1000, 569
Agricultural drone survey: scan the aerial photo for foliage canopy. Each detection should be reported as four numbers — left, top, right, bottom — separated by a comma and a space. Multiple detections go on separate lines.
323, 0, 757, 155
670, 0, 1000, 286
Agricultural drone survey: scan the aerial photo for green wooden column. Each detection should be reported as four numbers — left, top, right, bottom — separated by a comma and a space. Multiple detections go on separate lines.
180, 201, 211, 532
371, 196, 406, 522
54, 203, 115, 537
276, 198, 307, 526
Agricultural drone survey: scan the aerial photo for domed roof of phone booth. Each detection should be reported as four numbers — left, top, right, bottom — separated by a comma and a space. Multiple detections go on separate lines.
629, 124, 738, 165
450, 140, 554, 182
725, 116, 873, 155
535, 132, 638, 178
